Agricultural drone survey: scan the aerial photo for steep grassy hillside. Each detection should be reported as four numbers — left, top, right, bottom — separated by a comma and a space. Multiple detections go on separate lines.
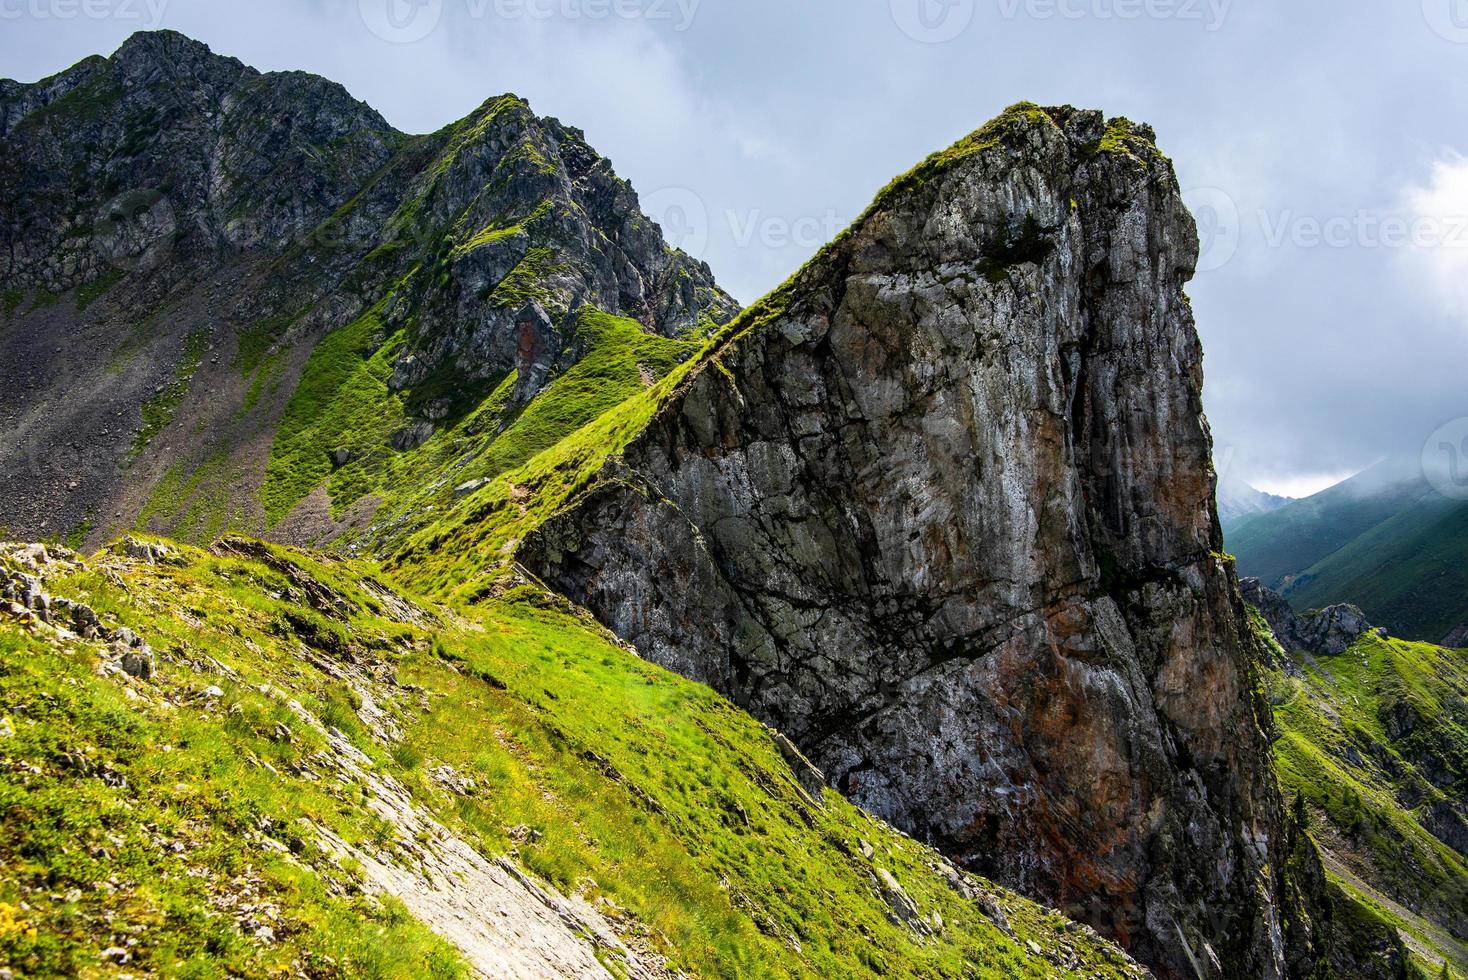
1285, 499, 1468, 645
4, 37, 1446, 977
1229, 464, 1468, 643
1255, 612, 1468, 974
1227, 465, 1430, 586
0, 538, 1145, 978
255, 303, 702, 543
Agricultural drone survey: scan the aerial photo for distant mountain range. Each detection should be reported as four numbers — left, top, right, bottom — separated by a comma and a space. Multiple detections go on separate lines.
1226, 460, 1468, 646
1216, 473, 1292, 525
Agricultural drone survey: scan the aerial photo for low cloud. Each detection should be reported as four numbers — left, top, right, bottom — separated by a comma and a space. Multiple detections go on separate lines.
1402, 155, 1468, 321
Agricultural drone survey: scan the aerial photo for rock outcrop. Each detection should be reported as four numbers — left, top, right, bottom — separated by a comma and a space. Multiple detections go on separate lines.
1443, 621, 1468, 650
1240, 578, 1378, 657
523, 106, 1304, 978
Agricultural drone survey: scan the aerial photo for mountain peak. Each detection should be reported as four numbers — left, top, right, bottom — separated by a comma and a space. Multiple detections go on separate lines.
109, 28, 248, 77
1217, 473, 1292, 526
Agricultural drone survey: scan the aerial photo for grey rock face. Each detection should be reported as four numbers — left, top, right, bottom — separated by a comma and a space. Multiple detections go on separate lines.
1442, 621, 1468, 649
524, 106, 1300, 978
1240, 578, 1375, 656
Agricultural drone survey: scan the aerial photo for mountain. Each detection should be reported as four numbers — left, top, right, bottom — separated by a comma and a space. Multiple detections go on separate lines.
505, 105, 1419, 979
0, 29, 736, 550
0, 33, 1433, 980
1217, 474, 1292, 527
1243, 581, 1468, 975
1227, 461, 1468, 645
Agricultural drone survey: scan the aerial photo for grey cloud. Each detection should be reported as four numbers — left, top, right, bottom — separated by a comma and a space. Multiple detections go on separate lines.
2, 0, 1462, 488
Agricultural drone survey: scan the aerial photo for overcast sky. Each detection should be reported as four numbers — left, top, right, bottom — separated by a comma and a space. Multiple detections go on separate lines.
4, 0, 1466, 497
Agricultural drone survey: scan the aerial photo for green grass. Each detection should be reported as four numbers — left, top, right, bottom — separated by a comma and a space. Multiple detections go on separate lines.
136, 453, 251, 540
1262, 623, 1468, 973
1227, 462, 1468, 642
863, 103, 1057, 214
24, 290, 63, 315
0, 556, 468, 978
1227, 464, 1430, 587
0, 538, 1142, 979
1286, 498, 1468, 643
63, 516, 92, 550
262, 302, 700, 544
261, 304, 407, 526
2, 290, 26, 322
129, 329, 211, 461
383, 315, 722, 600
13, 65, 122, 134
236, 311, 303, 377
489, 246, 565, 310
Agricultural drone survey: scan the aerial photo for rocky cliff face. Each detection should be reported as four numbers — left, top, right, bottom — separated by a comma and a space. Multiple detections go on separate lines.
522, 106, 1306, 978
0, 31, 734, 544
1240, 577, 1380, 658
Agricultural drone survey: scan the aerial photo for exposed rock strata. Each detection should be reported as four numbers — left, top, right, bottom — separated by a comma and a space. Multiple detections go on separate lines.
524, 106, 1307, 978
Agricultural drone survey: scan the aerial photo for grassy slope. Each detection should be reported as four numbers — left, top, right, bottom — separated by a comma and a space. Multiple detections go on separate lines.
0, 539, 1142, 979
1227, 474, 1427, 588
11, 97, 1442, 976
1258, 614, 1468, 974
259, 303, 703, 539
1286, 499, 1468, 644
1227, 468, 1468, 642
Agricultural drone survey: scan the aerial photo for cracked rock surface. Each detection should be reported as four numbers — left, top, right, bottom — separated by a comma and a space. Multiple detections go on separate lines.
523, 105, 1298, 980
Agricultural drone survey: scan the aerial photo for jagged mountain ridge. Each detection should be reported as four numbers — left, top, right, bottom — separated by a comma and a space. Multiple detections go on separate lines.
512, 105, 1307, 979
366, 103, 1414, 979
0, 30, 736, 548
